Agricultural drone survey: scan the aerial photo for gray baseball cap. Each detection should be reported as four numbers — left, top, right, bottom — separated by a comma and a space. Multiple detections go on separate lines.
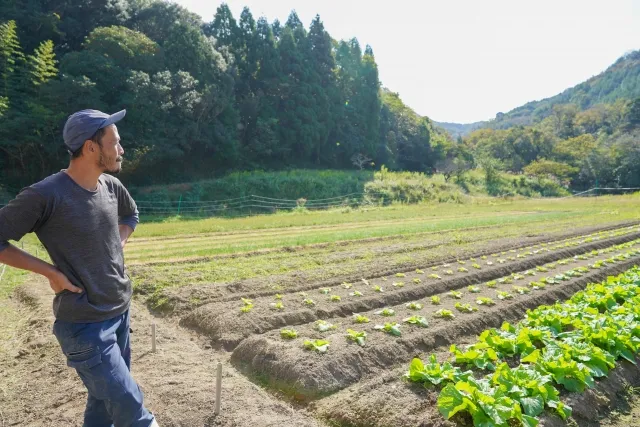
63, 109, 126, 153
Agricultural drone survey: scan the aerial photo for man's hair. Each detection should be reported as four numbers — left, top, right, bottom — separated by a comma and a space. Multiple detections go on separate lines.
70, 127, 106, 159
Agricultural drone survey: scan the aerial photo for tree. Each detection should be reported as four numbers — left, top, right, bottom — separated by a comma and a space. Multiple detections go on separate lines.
204, 3, 238, 47
27, 40, 57, 86
523, 159, 578, 184
0, 20, 24, 98
131, 1, 202, 45
351, 153, 373, 170
84, 26, 162, 73
435, 156, 471, 182
625, 97, 640, 130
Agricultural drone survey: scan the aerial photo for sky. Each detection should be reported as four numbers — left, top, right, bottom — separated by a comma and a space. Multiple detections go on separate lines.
175, 0, 640, 124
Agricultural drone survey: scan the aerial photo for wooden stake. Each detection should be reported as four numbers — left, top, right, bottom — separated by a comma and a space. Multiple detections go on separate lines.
151, 323, 156, 353
215, 362, 222, 415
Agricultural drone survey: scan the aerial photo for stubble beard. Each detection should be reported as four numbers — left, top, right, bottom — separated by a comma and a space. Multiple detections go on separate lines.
98, 149, 123, 174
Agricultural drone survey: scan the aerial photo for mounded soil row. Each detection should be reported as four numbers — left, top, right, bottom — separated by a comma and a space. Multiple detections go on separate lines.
229, 256, 640, 401
160, 221, 640, 313
182, 230, 640, 350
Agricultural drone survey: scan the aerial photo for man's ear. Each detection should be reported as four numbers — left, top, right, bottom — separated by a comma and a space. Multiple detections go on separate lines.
83, 139, 94, 154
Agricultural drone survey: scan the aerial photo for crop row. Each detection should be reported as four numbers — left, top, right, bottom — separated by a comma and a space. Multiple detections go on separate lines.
259, 242, 640, 352
185, 230, 640, 348
405, 266, 640, 427
229, 243, 640, 399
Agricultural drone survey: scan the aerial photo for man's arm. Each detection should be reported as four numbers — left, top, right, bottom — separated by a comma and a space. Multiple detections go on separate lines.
0, 245, 82, 293
0, 188, 82, 294
119, 224, 134, 249
113, 177, 139, 249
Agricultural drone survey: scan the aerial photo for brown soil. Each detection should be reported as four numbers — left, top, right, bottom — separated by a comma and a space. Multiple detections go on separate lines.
0, 280, 324, 427
182, 230, 640, 350
229, 252, 640, 400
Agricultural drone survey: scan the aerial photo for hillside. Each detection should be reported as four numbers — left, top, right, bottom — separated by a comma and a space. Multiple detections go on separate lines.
438, 50, 640, 136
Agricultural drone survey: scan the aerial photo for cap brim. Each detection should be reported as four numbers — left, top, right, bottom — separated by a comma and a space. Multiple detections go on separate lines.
101, 109, 126, 129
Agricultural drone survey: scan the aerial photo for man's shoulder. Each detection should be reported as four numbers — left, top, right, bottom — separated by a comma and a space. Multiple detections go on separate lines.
100, 173, 123, 185
99, 173, 126, 191
29, 171, 68, 197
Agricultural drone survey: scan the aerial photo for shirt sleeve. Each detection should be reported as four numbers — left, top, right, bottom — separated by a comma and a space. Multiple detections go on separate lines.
0, 188, 47, 253
113, 179, 139, 230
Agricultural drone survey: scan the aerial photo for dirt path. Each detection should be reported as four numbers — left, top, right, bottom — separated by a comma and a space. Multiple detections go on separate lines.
0, 278, 324, 427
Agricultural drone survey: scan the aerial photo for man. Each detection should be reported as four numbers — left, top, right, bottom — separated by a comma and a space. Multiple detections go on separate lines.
0, 109, 158, 427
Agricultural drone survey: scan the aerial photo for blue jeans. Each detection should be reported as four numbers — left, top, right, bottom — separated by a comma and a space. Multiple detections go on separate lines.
53, 310, 155, 427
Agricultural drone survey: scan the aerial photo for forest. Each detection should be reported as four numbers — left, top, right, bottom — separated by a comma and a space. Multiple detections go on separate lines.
0, 0, 452, 189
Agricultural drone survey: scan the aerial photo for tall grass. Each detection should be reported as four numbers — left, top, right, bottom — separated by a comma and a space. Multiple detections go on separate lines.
129, 167, 569, 208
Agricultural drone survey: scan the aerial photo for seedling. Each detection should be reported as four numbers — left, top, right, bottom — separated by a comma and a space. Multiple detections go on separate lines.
342, 282, 353, 289
529, 281, 545, 290
403, 315, 429, 328
346, 329, 367, 346
303, 298, 315, 306
458, 267, 468, 273
431, 295, 441, 305
497, 291, 513, 300
429, 274, 442, 279
314, 320, 337, 332
350, 290, 363, 297
392, 282, 405, 288
486, 280, 497, 288
457, 260, 466, 265
467, 286, 481, 293
280, 329, 298, 339
303, 339, 329, 353
353, 313, 370, 323
330, 295, 341, 302
472, 263, 481, 269
373, 285, 384, 293
455, 303, 477, 313
275, 294, 283, 300
406, 302, 423, 310
240, 305, 253, 313
513, 286, 530, 295
416, 269, 424, 274
374, 322, 401, 336
476, 297, 495, 306
447, 291, 463, 299
444, 270, 454, 275
241, 297, 253, 306
395, 273, 406, 278
270, 302, 284, 310
375, 308, 395, 316
413, 278, 422, 284
319, 287, 331, 295
434, 309, 455, 319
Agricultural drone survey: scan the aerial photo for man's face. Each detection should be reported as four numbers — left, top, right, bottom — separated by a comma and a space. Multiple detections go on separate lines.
95, 125, 124, 174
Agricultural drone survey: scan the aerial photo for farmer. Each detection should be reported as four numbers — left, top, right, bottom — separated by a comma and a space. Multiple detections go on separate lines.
0, 109, 158, 427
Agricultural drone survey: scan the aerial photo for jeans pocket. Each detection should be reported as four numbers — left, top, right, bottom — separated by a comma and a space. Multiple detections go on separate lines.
66, 352, 102, 370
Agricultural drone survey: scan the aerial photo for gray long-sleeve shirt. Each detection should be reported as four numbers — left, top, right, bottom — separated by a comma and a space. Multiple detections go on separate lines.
0, 171, 139, 322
